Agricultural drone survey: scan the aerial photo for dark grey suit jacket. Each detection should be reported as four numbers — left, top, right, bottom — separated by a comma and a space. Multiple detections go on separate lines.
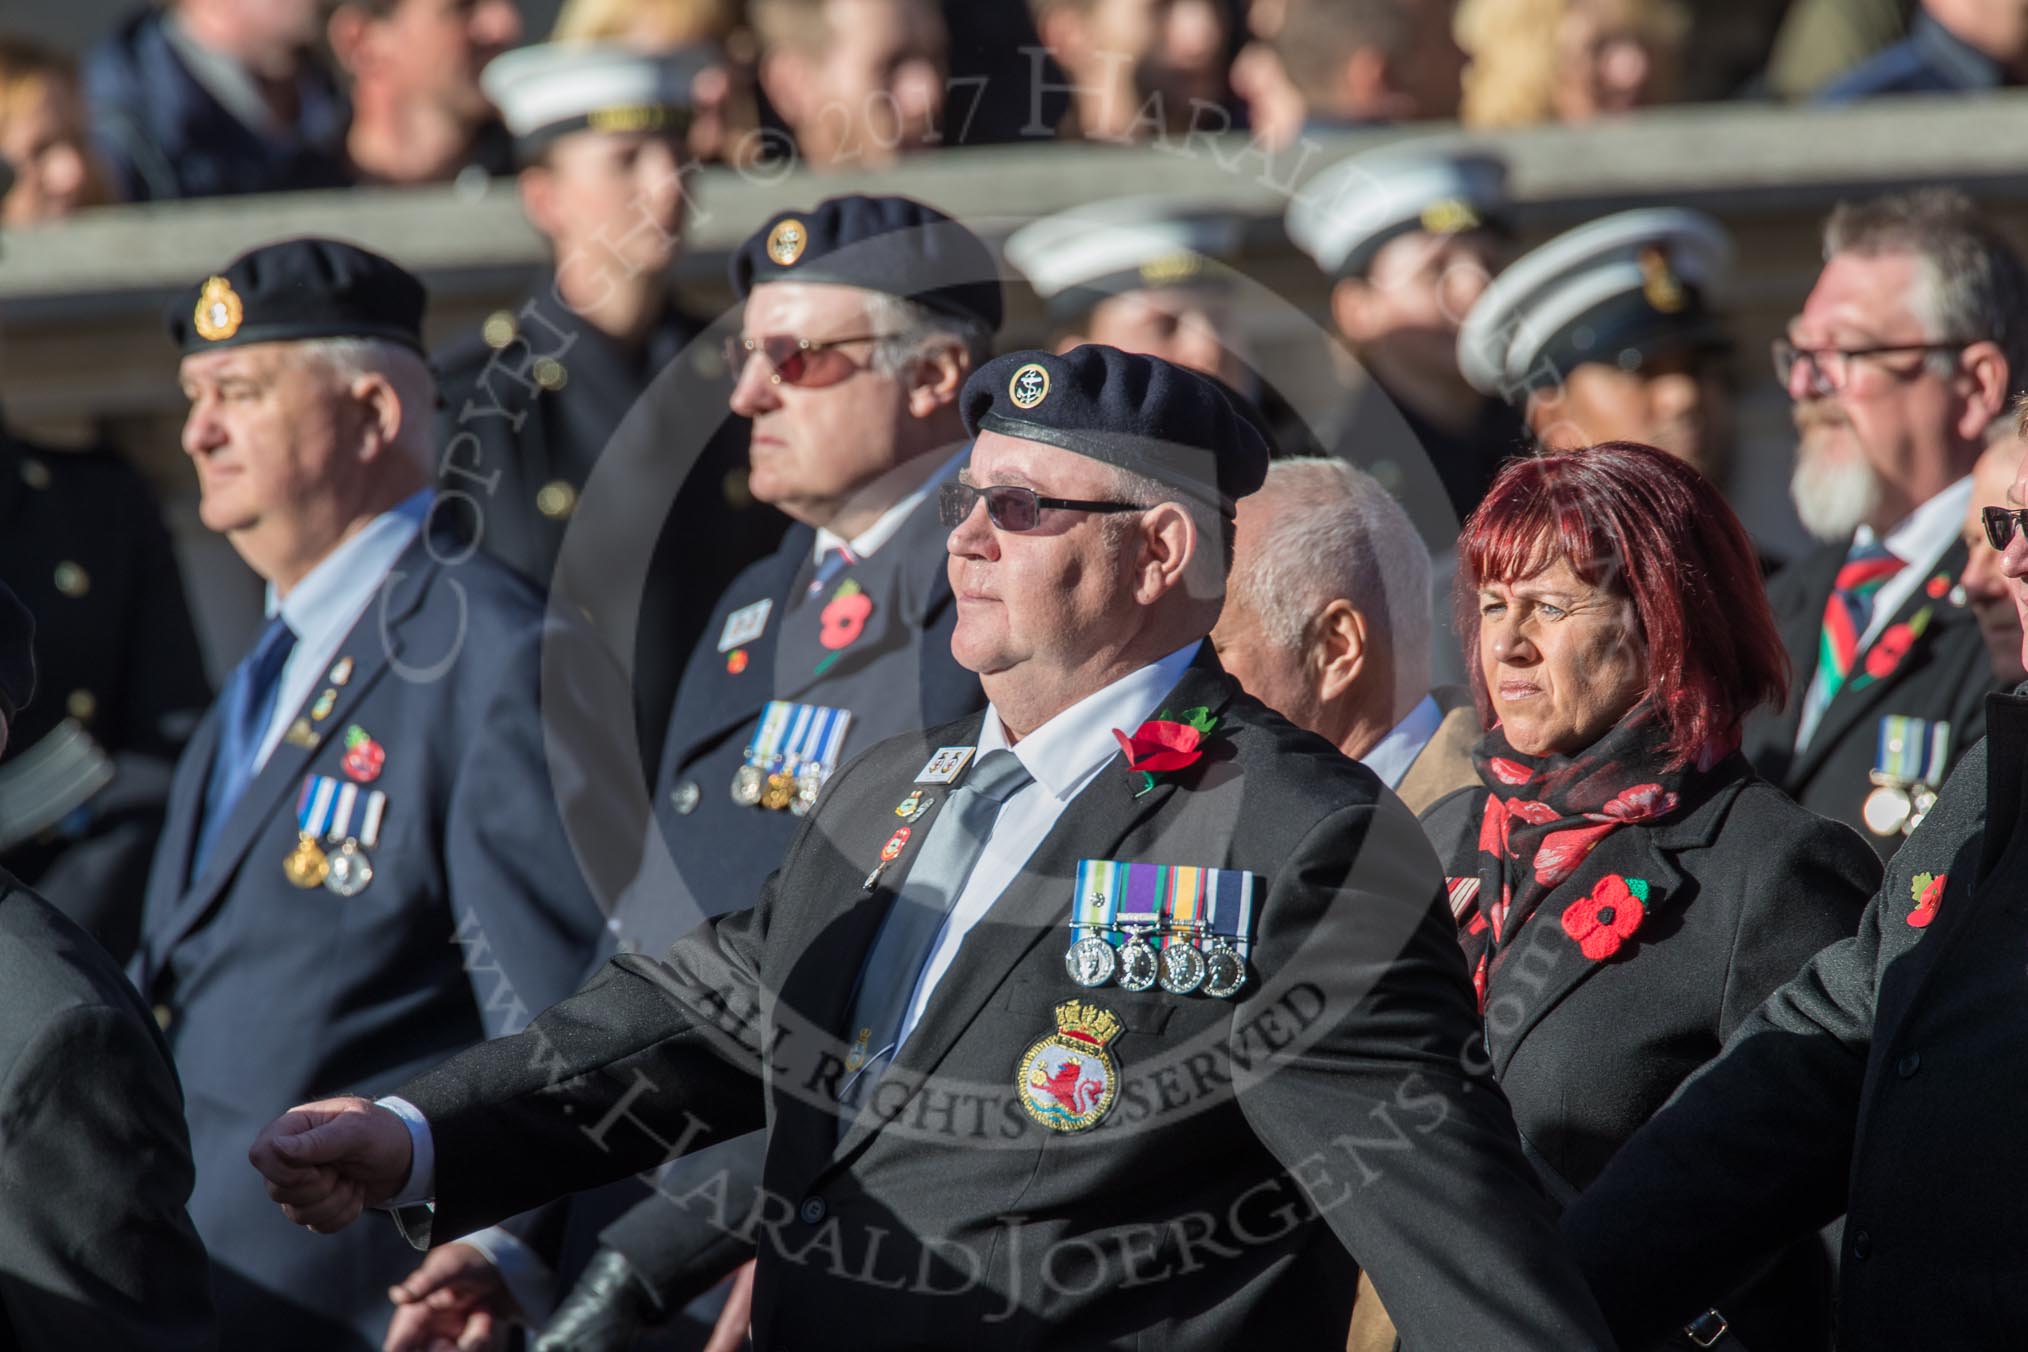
393, 654, 1615, 1349
0, 871, 213, 1351
1565, 688, 2028, 1349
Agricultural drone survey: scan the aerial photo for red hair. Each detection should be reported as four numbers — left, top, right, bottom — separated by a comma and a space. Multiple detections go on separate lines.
1457, 441, 1787, 768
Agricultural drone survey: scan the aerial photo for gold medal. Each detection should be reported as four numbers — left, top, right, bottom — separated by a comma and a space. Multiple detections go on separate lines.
283, 832, 330, 889
760, 771, 796, 811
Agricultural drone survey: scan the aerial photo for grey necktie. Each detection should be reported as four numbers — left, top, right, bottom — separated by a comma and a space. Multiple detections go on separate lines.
839, 748, 1033, 1107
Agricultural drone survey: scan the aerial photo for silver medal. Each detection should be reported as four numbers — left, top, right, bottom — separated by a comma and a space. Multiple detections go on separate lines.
1861, 783, 1912, 837
791, 764, 824, 817
323, 839, 374, 897
1158, 943, 1207, 995
1117, 931, 1160, 992
731, 762, 765, 806
1066, 934, 1118, 987
1202, 940, 1246, 999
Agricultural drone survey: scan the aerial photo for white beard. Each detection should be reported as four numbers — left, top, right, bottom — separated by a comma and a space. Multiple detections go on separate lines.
1790, 438, 1883, 542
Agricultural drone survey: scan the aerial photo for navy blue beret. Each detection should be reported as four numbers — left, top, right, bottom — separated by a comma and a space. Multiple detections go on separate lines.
0, 580, 34, 726
962, 345, 1269, 514
168, 238, 427, 356
730, 194, 1003, 333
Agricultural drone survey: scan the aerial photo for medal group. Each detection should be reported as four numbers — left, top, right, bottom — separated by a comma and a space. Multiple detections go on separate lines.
1064, 858, 1255, 1000
279, 654, 388, 898
731, 699, 854, 816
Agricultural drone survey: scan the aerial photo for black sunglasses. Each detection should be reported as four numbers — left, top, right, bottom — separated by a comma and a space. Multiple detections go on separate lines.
938, 482, 1145, 533
1982, 505, 2028, 551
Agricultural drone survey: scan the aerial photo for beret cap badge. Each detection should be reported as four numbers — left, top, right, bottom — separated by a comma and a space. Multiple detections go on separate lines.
1639, 245, 1686, 314
767, 219, 808, 267
1419, 197, 1481, 236
1008, 362, 1051, 411
194, 275, 245, 342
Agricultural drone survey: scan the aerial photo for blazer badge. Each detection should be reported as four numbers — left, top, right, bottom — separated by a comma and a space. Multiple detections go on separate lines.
1017, 1000, 1122, 1133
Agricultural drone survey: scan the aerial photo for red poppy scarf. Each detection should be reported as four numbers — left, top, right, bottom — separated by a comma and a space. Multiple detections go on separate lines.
1458, 705, 1725, 1009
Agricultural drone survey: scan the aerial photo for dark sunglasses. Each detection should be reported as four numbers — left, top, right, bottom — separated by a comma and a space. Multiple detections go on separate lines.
1982, 505, 2028, 551
722, 332, 887, 388
938, 482, 1145, 533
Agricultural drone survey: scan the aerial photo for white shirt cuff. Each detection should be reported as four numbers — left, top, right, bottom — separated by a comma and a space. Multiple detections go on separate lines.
375, 1096, 436, 1207
459, 1227, 558, 1325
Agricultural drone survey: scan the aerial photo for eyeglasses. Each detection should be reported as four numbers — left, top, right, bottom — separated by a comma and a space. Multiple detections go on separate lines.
938, 482, 1146, 533
1982, 505, 2028, 551
1770, 336, 1971, 392
722, 332, 891, 388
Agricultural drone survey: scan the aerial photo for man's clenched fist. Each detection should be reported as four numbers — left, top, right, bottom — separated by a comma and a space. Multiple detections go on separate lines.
248, 1095, 415, 1233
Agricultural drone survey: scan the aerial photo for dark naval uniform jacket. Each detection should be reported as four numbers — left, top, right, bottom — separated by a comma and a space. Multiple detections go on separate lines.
434, 281, 786, 770
0, 869, 214, 1352
1421, 760, 1878, 1347
1564, 688, 2028, 1349
390, 655, 1616, 1350
0, 430, 209, 960
133, 529, 613, 1351
648, 481, 984, 937
1746, 536, 2000, 860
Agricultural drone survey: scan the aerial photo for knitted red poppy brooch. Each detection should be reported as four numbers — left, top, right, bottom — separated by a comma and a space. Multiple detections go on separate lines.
1561, 874, 1651, 961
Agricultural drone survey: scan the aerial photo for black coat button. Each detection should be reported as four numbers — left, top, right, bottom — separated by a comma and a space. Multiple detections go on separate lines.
1898, 1051, 1921, 1078
799, 1196, 826, 1224
1852, 1229, 1871, 1260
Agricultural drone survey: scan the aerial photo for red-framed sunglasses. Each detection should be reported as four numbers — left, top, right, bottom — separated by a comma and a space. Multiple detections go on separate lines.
722, 332, 889, 388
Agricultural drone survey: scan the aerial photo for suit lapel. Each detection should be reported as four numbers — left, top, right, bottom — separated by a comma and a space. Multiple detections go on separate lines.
824, 660, 1236, 1167
143, 547, 437, 966
1790, 539, 1972, 785
679, 536, 805, 756
1486, 781, 1740, 1075
768, 493, 949, 708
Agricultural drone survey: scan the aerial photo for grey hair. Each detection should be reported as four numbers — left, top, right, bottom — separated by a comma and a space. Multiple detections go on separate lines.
1230, 456, 1432, 694
1823, 188, 2028, 386
294, 336, 438, 460
861, 292, 994, 376
1096, 461, 1233, 597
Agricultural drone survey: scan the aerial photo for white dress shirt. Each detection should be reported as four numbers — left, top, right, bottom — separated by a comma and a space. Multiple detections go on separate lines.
895, 640, 1201, 1045
1359, 693, 1442, 791
254, 489, 430, 771
382, 639, 1205, 1211
1796, 475, 1972, 750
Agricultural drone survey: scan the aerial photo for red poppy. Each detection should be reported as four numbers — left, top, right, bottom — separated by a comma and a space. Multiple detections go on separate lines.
1926, 574, 1950, 600
1112, 720, 1204, 774
1488, 757, 1534, 787
1603, 783, 1678, 821
1506, 799, 1560, 826
1535, 823, 1616, 886
341, 740, 384, 784
726, 648, 749, 674
1908, 872, 1946, 929
1561, 874, 1646, 960
819, 591, 874, 650
1864, 623, 1917, 680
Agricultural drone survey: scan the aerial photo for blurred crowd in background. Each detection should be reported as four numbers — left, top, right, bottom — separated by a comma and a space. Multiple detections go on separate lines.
0, 0, 2014, 225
